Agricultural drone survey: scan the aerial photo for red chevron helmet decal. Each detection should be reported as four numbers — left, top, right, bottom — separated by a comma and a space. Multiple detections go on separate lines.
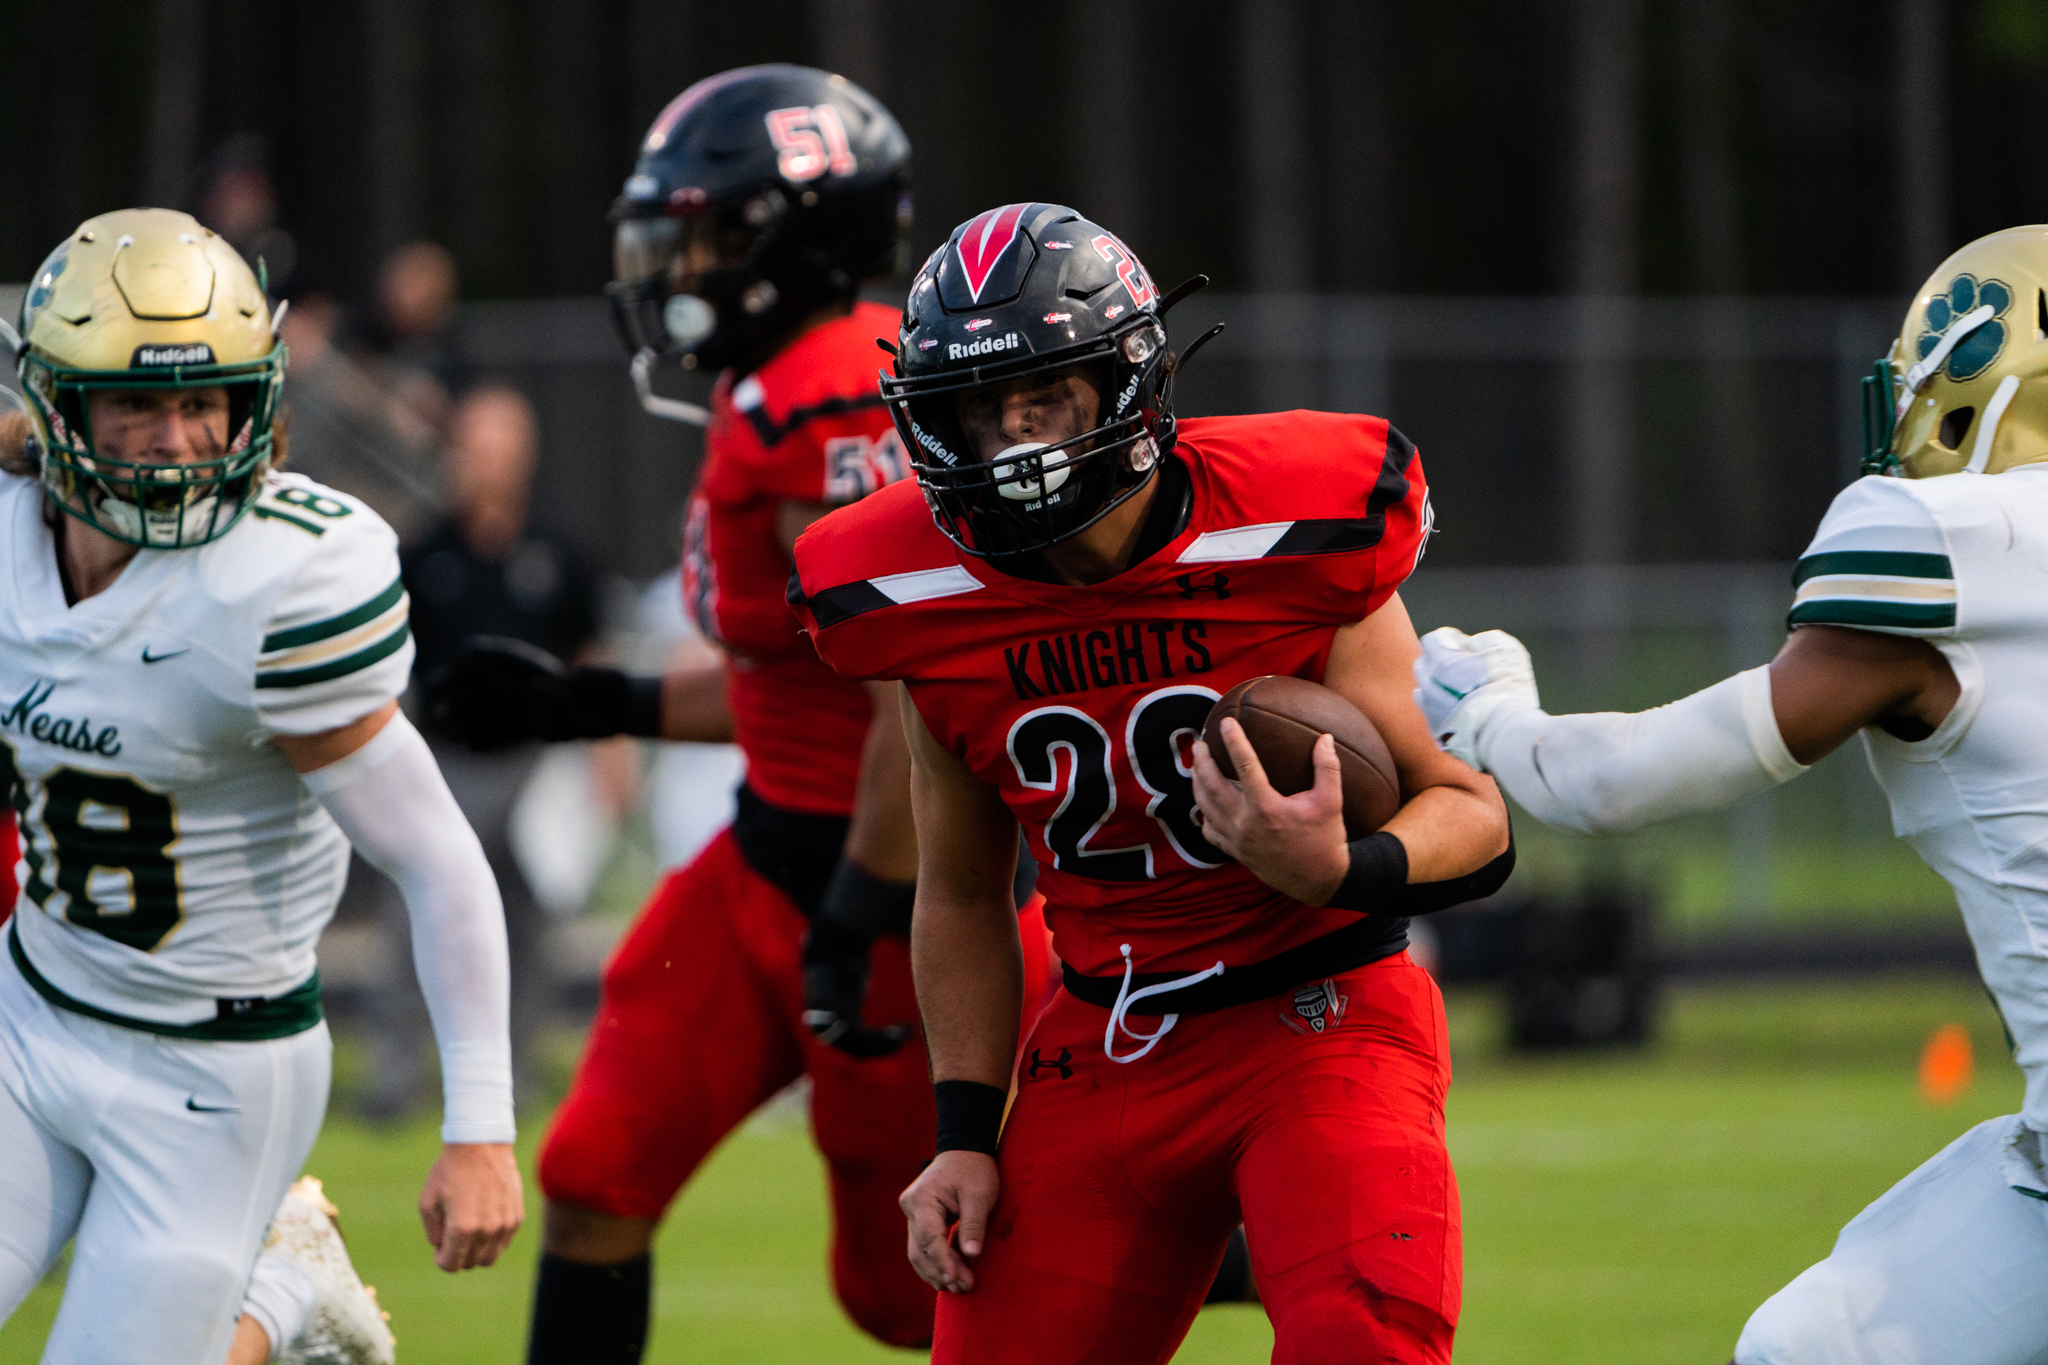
954, 204, 1031, 304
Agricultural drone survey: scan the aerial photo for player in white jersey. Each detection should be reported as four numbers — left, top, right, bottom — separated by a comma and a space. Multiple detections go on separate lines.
0, 209, 522, 1364
1413, 224, 2048, 1365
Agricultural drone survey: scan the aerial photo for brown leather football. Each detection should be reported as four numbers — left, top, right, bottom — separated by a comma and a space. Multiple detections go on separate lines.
1203, 675, 1402, 838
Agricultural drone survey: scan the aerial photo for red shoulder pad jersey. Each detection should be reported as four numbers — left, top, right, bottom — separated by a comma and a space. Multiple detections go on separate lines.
683, 301, 911, 816
791, 411, 1430, 977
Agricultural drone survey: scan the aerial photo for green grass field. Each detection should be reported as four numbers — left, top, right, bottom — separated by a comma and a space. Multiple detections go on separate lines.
1, 972, 2017, 1363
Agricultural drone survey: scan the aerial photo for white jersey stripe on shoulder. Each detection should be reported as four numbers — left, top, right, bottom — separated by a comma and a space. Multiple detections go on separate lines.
1177, 522, 1294, 563
869, 565, 982, 605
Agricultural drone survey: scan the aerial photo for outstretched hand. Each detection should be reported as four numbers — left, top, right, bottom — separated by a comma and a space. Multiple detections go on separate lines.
420, 1142, 524, 1272
1190, 716, 1349, 905
423, 636, 578, 751
1409, 627, 1540, 770
900, 1150, 999, 1293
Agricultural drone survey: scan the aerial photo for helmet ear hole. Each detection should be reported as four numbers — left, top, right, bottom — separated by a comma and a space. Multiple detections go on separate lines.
1940, 406, 1977, 450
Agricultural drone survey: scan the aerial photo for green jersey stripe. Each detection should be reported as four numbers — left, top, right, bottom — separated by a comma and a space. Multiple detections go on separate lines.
255, 621, 410, 689
1793, 550, 1951, 587
1787, 599, 1956, 630
261, 577, 406, 652
10, 926, 324, 1041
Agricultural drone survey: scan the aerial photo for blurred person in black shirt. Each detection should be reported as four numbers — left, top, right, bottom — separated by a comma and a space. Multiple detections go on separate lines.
362, 383, 614, 1118
405, 385, 600, 682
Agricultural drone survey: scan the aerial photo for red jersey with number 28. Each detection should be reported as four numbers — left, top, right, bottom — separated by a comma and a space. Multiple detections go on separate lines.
682, 302, 910, 816
790, 411, 1431, 977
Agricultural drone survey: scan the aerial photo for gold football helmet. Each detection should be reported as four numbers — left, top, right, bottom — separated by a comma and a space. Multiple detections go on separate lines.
13, 208, 285, 547
1863, 225, 2048, 479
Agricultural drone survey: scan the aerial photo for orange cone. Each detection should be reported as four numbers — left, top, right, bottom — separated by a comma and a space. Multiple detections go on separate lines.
1919, 1023, 1975, 1105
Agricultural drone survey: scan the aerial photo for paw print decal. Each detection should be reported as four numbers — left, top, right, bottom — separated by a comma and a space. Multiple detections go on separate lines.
1918, 273, 2013, 383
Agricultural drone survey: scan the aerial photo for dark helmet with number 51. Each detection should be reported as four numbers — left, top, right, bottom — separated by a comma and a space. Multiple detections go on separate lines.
608, 64, 911, 378
880, 203, 1208, 559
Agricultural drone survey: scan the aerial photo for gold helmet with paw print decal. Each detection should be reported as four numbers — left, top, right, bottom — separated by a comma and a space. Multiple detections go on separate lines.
1863, 226, 2048, 480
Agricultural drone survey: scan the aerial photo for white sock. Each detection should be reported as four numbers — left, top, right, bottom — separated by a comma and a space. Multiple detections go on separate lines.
240, 1251, 318, 1362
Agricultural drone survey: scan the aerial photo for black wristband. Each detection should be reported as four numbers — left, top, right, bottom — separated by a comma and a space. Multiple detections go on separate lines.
1323, 829, 1518, 917
1323, 831, 1408, 912
933, 1079, 1007, 1156
621, 673, 664, 739
563, 668, 665, 740
817, 859, 917, 936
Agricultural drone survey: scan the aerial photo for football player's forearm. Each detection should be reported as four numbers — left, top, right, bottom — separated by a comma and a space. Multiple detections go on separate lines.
1477, 669, 1806, 836
842, 681, 919, 882
1381, 780, 1510, 883
302, 715, 515, 1144
658, 658, 734, 743
911, 893, 1024, 1088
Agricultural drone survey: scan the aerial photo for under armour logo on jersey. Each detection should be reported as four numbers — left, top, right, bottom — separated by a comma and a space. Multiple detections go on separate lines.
955, 204, 1030, 303
1027, 1047, 1073, 1080
1174, 572, 1231, 601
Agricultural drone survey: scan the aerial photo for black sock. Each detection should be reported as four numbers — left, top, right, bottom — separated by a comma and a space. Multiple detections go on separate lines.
1204, 1226, 1257, 1305
526, 1252, 651, 1365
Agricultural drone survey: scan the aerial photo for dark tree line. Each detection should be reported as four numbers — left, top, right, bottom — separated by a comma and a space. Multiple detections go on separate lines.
3, 0, 2045, 302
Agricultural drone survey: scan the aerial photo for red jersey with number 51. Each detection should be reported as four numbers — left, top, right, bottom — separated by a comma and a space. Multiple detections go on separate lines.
789, 411, 1431, 977
682, 302, 909, 816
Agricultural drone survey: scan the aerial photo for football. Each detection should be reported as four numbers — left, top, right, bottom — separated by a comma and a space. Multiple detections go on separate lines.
1203, 676, 1403, 838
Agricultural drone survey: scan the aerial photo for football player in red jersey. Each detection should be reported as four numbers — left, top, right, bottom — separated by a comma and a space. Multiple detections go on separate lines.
789, 203, 1516, 1364
428, 69, 1055, 1362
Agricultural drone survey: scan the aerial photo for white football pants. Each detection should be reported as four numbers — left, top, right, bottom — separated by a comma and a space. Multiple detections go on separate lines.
1736, 1113, 2048, 1365
0, 949, 330, 1364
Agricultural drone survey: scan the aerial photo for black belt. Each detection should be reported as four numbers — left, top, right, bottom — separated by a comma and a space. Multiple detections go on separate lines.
1061, 913, 1410, 1017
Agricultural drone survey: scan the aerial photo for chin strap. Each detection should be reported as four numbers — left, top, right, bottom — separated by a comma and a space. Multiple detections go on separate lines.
1966, 373, 2023, 474
1896, 304, 1995, 423
630, 348, 713, 427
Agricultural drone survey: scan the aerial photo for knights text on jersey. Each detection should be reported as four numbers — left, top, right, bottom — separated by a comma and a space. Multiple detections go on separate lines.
682, 302, 909, 816
791, 412, 1430, 977
0, 471, 413, 1027
1793, 466, 2048, 1135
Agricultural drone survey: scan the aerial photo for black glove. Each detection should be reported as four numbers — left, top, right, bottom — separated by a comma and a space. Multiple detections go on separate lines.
423, 636, 662, 752
801, 861, 916, 1059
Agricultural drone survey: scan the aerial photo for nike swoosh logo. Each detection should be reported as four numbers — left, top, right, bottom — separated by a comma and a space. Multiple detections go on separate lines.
185, 1097, 239, 1113
141, 647, 189, 664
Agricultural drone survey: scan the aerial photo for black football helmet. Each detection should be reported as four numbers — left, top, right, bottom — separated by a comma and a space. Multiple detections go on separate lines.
883, 203, 1193, 559
608, 64, 911, 376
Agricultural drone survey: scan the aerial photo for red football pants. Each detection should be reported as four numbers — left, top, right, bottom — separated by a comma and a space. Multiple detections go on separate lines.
539, 829, 1053, 1347
935, 951, 1459, 1365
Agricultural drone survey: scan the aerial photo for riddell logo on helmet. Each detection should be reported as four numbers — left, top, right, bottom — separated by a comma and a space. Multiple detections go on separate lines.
948, 332, 1020, 360
131, 343, 216, 368
1115, 371, 1141, 414
909, 420, 957, 467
